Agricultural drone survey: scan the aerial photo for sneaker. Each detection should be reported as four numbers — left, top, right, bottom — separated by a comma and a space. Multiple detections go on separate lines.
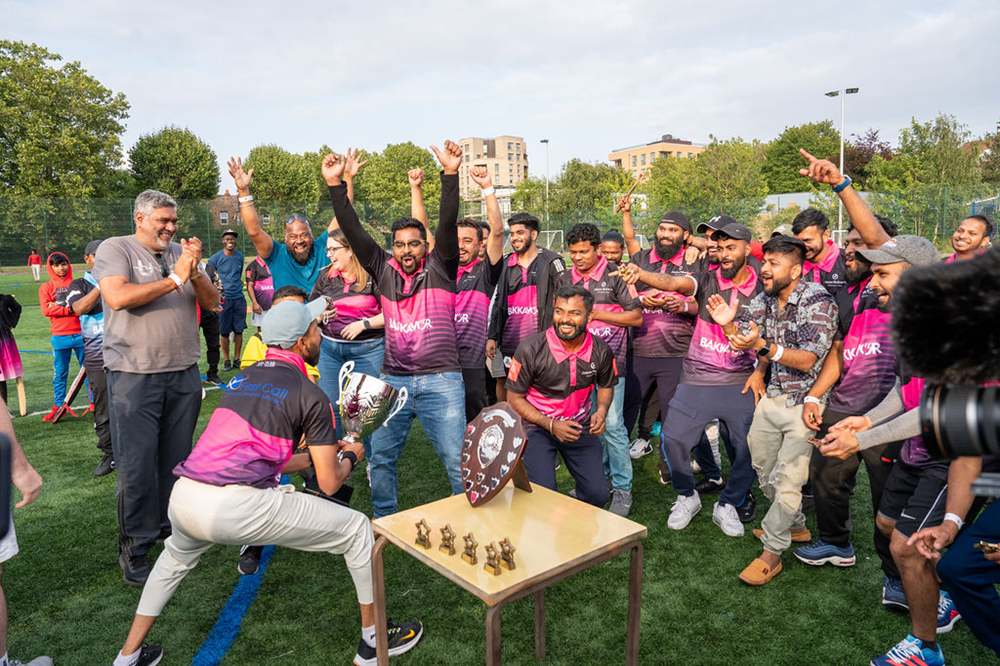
608, 489, 633, 517
937, 590, 961, 633
120, 553, 151, 587
712, 501, 745, 537
10, 657, 54, 666
736, 492, 757, 523
41, 404, 59, 422
239, 545, 264, 575
94, 453, 116, 477
650, 421, 661, 436
205, 374, 222, 386
793, 540, 856, 567
658, 468, 671, 485
871, 634, 943, 666
667, 492, 701, 530
354, 619, 423, 665
695, 477, 725, 494
882, 576, 908, 612
629, 437, 652, 459
222, 360, 233, 372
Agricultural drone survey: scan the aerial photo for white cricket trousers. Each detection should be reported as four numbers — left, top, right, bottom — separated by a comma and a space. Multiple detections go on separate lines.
136, 476, 374, 616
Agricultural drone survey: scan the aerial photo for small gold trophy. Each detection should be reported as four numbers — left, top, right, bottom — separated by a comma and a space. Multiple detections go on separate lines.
499, 537, 516, 571
484, 542, 502, 576
462, 532, 478, 565
415, 519, 431, 549
439, 524, 456, 556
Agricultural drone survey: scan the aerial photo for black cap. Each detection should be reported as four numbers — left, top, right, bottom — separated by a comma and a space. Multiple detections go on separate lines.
714, 221, 753, 242
222, 228, 238, 238
659, 211, 691, 233
696, 214, 736, 235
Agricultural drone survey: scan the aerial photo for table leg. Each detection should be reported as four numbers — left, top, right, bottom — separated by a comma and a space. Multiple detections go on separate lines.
372, 536, 389, 666
486, 604, 502, 665
533, 590, 545, 659
626, 542, 643, 666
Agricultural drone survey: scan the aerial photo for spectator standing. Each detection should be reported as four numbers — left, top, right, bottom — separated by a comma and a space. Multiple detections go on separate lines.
38, 252, 85, 422
93, 189, 219, 586
27, 251, 42, 283
207, 229, 246, 371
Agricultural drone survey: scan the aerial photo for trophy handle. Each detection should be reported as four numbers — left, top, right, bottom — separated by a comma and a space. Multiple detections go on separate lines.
338, 361, 356, 402
385, 386, 408, 425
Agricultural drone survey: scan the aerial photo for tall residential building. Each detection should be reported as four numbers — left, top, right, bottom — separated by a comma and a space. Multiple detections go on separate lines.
608, 134, 706, 179
457, 135, 528, 199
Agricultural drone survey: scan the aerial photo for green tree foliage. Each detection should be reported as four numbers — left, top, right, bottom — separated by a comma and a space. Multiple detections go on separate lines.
843, 128, 894, 189
352, 142, 441, 223
979, 132, 1000, 183
0, 40, 129, 196
129, 126, 220, 199
897, 114, 981, 186
549, 159, 633, 215
511, 176, 547, 213
762, 121, 840, 194
243, 144, 320, 203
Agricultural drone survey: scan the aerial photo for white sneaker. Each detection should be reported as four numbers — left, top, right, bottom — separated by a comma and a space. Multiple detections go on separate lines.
667, 492, 701, 530
712, 501, 745, 537
629, 437, 652, 459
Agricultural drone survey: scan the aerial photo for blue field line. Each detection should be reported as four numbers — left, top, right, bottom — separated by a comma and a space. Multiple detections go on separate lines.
18, 350, 54, 355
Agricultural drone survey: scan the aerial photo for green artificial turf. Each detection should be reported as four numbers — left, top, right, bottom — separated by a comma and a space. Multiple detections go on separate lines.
0, 267, 994, 665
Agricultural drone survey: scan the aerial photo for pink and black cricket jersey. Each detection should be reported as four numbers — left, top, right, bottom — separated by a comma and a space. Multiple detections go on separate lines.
630, 247, 704, 358
506, 328, 617, 425
174, 349, 337, 489
310, 266, 383, 342
682, 267, 762, 386
329, 173, 462, 376
570, 255, 640, 372
245, 256, 274, 311
490, 249, 570, 358
455, 256, 502, 369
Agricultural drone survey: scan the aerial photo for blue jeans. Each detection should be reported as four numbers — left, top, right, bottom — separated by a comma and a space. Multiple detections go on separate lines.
598, 380, 632, 492
51, 334, 85, 405
369, 371, 466, 518
317, 336, 385, 458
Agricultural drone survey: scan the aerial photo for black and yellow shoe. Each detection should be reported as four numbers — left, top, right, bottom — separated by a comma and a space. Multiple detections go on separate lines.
354, 619, 423, 665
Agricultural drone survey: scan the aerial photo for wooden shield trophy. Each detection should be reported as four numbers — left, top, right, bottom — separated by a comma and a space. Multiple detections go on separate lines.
461, 402, 532, 507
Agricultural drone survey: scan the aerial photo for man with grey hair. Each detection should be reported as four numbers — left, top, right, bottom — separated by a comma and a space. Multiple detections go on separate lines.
93, 189, 219, 587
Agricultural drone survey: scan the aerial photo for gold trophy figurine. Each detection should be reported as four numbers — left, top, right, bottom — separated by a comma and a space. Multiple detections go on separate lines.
462, 532, 478, 565
484, 542, 502, 576
415, 519, 432, 549
439, 524, 456, 556
499, 538, 516, 571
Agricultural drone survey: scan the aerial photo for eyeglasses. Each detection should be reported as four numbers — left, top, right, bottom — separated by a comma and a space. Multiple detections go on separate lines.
154, 253, 170, 278
392, 240, 424, 250
326, 245, 348, 256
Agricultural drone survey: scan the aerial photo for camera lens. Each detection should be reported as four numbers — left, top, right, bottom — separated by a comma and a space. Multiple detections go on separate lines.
920, 384, 1000, 459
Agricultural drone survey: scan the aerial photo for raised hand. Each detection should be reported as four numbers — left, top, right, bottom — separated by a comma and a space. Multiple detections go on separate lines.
344, 147, 368, 179
616, 263, 642, 286
615, 195, 632, 213
227, 157, 254, 192
798, 148, 845, 186
407, 168, 424, 189
431, 140, 462, 174
322, 153, 346, 186
469, 165, 493, 190
706, 293, 738, 326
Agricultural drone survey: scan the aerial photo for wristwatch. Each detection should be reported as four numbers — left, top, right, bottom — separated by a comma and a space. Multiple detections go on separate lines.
362, 319, 371, 330
756, 338, 770, 357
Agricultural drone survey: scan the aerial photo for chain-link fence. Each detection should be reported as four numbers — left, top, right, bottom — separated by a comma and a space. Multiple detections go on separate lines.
1, 184, 997, 270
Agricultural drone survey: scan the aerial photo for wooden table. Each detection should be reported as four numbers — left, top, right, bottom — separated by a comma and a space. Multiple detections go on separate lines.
371, 484, 647, 664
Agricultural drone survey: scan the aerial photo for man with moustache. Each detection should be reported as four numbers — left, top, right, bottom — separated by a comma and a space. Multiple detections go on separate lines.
93, 189, 220, 586
324, 142, 467, 518
486, 212, 570, 401
600, 230, 626, 265
229, 150, 364, 292
946, 214, 992, 262
506, 285, 617, 508
567, 223, 641, 516
619, 220, 762, 535
455, 166, 505, 422
707, 237, 838, 585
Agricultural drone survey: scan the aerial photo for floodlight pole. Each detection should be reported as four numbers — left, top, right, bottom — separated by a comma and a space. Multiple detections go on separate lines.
540, 139, 550, 226
825, 88, 858, 232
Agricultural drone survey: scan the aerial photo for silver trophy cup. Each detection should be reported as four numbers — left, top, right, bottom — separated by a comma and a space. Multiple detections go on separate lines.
337, 361, 408, 443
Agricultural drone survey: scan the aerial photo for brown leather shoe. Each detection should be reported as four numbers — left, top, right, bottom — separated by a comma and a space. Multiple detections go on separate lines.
739, 557, 783, 586
752, 526, 812, 543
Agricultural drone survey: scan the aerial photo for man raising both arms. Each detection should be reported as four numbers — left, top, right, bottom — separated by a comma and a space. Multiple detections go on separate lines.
324, 142, 466, 518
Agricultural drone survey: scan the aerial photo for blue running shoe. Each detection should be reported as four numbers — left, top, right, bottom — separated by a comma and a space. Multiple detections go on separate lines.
937, 590, 961, 634
870, 634, 944, 666
650, 421, 661, 436
882, 576, 908, 611
793, 540, 856, 567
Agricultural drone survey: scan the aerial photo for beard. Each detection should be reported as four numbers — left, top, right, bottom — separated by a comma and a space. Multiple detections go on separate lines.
763, 273, 793, 297
707, 252, 720, 266
654, 237, 683, 262
720, 254, 746, 280
844, 257, 872, 286
290, 244, 313, 266
875, 291, 892, 314
555, 320, 587, 341
515, 235, 535, 256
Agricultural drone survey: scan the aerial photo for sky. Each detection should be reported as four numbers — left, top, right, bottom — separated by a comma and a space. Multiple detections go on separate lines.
6, 0, 1000, 192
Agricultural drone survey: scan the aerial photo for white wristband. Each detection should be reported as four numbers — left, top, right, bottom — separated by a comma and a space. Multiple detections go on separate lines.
482, 186, 495, 198
167, 272, 184, 290
238, 195, 254, 203
770, 344, 784, 362
944, 513, 964, 530
803, 396, 821, 405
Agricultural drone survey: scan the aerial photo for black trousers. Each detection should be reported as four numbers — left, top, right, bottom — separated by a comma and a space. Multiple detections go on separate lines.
86, 362, 112, 456
461, 367, 487, 424
107, 365, 202, 559
200, 311, 220, 375
810, 408, 901, 578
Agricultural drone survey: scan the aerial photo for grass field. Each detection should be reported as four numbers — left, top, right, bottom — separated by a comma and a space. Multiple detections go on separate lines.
0, 266, 994, 665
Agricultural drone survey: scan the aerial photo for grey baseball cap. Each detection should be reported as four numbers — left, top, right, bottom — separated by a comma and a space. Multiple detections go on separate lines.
857, 235, 941, 267
261, 298, 328, 349
84, 239, 103, 256
771, 223, 792, 238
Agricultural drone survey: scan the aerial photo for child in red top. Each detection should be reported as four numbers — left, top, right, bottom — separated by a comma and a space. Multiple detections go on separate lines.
39, 252, 85, 420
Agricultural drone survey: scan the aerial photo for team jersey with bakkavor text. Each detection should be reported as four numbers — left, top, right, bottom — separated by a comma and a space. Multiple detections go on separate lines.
456, 257, 502, 368
630, 247, 702, 358
570, 255, 640, 371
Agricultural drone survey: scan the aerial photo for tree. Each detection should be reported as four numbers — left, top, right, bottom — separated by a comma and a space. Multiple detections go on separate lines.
352, 142, 441, 222
979, 132, 1000, 183
550, 160, 632, 215
843, 128, 894, 189
762, 121, 840, 194
243, 144, 320, 203
897, 113, 981, 186
0, 40, 129, 196
129, 126, 220, 199
511, 176, 547, 213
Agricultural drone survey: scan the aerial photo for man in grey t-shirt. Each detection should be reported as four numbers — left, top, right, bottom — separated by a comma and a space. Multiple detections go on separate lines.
93, 189, 219, 587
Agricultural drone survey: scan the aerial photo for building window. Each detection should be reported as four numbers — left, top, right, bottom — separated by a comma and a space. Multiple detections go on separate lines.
508, 142, 513, 150
688, 152, 693, 158
494, 163, 500, 173
641, 154, 646, 165
516, 154, 520, 161
632, 155, 637, 167
650, 152, 655, 162
220, 211, 228, 223
464, 154, 470, 163
508, 153, 514, 161
516, 142, 521, 151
